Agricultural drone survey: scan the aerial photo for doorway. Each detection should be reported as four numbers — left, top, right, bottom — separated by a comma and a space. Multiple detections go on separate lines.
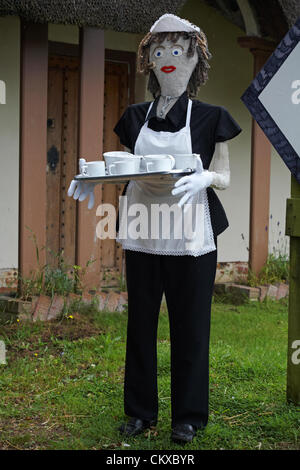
47, 54, 79, 268
46, 45, 136, 288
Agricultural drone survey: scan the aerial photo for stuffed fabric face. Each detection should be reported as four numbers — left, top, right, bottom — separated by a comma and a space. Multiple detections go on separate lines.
149, 36, 198, 97
137, 29, 211, 98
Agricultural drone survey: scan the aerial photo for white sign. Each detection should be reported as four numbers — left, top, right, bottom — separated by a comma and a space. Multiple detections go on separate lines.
259, 41, 300, 159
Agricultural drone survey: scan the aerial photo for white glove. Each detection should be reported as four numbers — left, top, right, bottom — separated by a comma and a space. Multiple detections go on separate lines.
67, 158, 98, 210
172, 157, 214, 208
67, 180, 97, 210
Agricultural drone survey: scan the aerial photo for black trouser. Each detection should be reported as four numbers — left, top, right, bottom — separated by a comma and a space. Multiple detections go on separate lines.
123, 238, 217, 429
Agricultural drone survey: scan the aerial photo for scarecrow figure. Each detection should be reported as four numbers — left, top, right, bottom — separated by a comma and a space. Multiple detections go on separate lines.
68, 13, 241, 444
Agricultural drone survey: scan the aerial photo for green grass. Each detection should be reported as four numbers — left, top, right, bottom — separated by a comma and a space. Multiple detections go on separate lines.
0, 298, 299, 450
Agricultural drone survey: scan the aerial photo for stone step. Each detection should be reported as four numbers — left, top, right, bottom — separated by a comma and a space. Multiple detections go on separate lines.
0, 290, 129, 323
214, 282, 289, 303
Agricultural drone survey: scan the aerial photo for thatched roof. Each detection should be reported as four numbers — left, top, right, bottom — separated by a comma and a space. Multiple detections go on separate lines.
202, 0, 290, 42
0, 0, 298, 38
278, 0, 300, 27
0, 0, 187, 33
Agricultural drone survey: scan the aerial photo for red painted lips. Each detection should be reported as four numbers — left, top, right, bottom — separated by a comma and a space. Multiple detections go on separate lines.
161, 66, 176, 74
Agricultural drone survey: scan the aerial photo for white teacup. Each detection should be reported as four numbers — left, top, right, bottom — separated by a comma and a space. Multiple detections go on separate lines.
173, 154, 200, 170
108, 159, 136, 175
80, 161, 105, 177
103, 151, 142, 173
142, 154, 175, 173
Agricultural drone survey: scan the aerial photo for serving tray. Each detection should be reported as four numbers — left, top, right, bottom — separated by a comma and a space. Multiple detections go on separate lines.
74, 168, 195, 184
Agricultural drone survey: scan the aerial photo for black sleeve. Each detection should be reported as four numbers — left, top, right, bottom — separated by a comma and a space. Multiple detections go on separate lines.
214, 106, 242, 143
113, 107, 133, 151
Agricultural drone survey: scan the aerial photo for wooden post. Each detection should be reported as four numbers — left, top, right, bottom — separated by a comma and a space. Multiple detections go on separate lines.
77, 27, 105, 289
238, 37, 276, 275
286, 175, 300, 404
19, 22, 48, 279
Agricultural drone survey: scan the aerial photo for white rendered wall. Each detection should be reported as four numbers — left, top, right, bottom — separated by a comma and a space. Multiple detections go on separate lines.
0, 16, 20, 270
48, 23, 79, 44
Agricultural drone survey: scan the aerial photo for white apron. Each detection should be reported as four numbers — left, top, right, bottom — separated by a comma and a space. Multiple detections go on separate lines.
117, 99, 216, 256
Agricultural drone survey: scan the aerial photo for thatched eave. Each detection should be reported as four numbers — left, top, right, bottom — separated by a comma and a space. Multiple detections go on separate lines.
0, 0, 298, 39
278, 0, 300, 27
0, 0, 187, 33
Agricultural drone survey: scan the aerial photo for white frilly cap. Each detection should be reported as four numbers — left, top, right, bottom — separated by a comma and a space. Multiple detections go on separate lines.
150, 13, 200, 34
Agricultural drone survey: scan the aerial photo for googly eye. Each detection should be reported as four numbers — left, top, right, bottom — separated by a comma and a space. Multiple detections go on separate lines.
172, 47, 183, 57
154, 48, 164, 58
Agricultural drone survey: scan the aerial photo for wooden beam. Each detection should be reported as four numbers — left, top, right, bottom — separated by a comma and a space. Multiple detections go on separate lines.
238, 36, 276, 53
238, 36, 275, 275
286, 175, 300, 405
19, 22, 48, 279
77, 27, 105, 289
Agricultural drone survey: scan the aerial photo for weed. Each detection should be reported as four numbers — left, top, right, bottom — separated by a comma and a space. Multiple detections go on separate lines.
19, 227, 95, 300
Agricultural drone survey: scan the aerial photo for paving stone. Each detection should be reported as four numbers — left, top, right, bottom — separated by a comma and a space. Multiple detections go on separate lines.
96, 292, 108, 311
267, 285, 278, 300
120, 291, 128, 302
0, 295, 20, 314
81, 292, 94, 305
90, 295, 100, 309
227, 284, 260, 302
117, 292, 128, 312
105, 291, 120, 312
18, 297, 38, 321
47, 295, 65, 321
0, 296, 37, 317
276, 283, 289, 300
213, 283, 227, 295
66, 293, 82, 307
259, 286, 268, 302
32, 295, 52, 322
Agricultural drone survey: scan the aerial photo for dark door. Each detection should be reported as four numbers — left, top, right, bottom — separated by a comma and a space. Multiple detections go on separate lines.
47, 55, 79, 268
